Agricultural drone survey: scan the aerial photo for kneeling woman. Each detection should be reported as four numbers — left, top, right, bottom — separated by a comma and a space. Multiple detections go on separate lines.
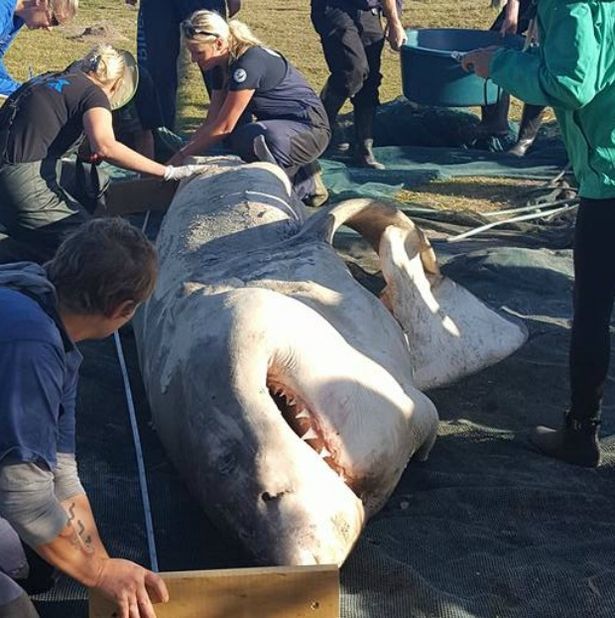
169, 10, 331, 206
0, 44, 196, 264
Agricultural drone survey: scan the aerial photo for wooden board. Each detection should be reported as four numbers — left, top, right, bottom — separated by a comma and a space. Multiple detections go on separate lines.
97, 177, 178, 217
89, 564, 340, 618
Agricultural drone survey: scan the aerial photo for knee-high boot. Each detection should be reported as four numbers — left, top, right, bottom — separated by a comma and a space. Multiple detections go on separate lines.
352, 106, 384, 170
508, 104, 546, 157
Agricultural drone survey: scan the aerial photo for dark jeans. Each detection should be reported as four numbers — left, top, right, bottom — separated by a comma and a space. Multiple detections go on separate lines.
230, 120, 330, 201
311, 1, 384, 111
482, 0, 544, 133
0, 159, 93, 265
137, 0, 227, 130
569, 198, 615, 420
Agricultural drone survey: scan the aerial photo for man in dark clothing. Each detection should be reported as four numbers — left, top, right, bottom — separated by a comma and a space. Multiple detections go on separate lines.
128, 0, 241, 130
0, 218, 168, 618
311, 0, 405, 169
478, 0, 546, 156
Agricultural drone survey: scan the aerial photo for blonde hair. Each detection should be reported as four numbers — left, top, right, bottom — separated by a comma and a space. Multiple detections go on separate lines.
185, 10, 263, 61
79, 44, 126, 87
50, 0, 78, 23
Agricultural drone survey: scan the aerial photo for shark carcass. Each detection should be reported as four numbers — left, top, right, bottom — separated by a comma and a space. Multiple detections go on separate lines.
133, 157, 527, 566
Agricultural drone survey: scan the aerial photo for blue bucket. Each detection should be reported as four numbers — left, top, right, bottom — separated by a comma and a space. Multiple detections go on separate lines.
400, 28, 524, 107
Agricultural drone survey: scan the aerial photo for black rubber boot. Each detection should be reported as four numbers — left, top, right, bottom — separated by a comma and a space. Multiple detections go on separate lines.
301, 161, 329, 208
321, 84, 350, 154
508, 104, 546, 157
353, 106, 384, 170
475, 93, 511, 139
529, 413, 601, 468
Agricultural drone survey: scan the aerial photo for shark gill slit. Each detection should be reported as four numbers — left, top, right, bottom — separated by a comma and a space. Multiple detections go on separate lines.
266, 376, 356, 494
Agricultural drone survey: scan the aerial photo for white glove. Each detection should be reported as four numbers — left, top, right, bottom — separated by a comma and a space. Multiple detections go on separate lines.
163, 165, 205, 181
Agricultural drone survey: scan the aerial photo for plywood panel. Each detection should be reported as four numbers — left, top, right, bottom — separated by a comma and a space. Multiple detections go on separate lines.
90, 564, 339, 618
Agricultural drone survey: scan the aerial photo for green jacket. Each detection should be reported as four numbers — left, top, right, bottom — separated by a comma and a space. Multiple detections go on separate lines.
490, 0, 615, 199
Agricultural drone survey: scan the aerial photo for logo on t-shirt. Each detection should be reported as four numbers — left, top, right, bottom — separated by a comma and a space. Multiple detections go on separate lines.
233, 68, 247, 84
47, 78, 70, 93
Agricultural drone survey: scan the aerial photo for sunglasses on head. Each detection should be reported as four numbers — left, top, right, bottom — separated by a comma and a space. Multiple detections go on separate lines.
181, 20, 217, 39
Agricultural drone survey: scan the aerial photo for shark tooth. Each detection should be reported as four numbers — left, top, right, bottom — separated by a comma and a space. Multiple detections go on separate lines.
319, 447, 332, 459
300, 427, 318, 441
295, 408, 310, 419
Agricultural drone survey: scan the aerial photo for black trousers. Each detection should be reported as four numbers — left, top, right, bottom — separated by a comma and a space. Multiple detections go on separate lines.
483, 0, 544, 132
137, 0, 227, 130
310, 1, 384, 110
569, 198, 615, 420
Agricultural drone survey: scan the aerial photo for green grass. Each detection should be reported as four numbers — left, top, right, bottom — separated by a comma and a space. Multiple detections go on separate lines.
6, 0, 502, 127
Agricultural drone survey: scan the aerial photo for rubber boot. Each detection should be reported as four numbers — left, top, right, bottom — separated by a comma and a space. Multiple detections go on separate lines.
508, 104, 546, 157
321, 84, 350, 154
475, 93, 511, 139
529, 412, 601, 468
300, 161, 329, 208
353, 106, 385, 170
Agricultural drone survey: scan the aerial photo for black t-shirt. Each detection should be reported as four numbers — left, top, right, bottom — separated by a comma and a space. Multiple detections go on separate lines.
211, 47, 329, 130
3, 70, 110, 163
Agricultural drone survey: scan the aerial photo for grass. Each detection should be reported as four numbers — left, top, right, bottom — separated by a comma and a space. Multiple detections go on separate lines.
5, 0, 548, 212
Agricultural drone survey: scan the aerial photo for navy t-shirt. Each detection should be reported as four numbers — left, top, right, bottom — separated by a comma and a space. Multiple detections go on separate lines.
211, 47, 329, 130
3, 70, 111, 163
0, 287, 82, 469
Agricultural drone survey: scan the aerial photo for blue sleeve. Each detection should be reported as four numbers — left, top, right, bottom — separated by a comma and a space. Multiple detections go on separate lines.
0, 341, 66, 468
0, 61, 20, 96
0, 1, 22, 96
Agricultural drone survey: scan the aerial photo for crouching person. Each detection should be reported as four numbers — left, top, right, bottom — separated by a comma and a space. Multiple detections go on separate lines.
0, 43, 202, 265
168, 10, 331, 207
0, 218, 169, 618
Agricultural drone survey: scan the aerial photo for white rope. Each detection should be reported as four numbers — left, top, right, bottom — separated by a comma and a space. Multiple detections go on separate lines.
446, 203, 577, 242
113, 331, 159, 572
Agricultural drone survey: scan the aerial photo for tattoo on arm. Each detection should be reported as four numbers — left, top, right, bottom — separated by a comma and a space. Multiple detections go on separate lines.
67, 502, 94, 554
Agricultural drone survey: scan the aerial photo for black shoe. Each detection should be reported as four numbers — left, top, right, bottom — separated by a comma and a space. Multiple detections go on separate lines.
529, 414, 601, 468
303, 169, 329, 208
507, 137, 535, 157
353, 139, 385, 170
507, 104, 546, 158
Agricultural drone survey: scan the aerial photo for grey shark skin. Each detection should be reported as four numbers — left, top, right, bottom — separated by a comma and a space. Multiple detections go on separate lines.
134, 156, 527, 566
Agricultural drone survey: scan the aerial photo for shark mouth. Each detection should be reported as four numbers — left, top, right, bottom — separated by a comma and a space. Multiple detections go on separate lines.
266, 375, 356, 494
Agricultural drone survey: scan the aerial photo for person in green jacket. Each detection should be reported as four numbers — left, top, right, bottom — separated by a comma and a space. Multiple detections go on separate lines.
461, 0, 615, 468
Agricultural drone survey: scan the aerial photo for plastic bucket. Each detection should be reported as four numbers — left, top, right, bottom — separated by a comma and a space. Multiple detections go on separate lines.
400, 28, 524, 107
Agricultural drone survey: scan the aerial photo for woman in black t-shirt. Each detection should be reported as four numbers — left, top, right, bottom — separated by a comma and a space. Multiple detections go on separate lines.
168, 10, 331, 207
0, 43, 200, 264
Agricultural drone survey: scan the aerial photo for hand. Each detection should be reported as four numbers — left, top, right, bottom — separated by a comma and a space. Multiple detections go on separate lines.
227, 0, 241, 17
163, 164, 206, 181
94, 559, 169, 618
386, 20, 407, 52
499, 14, 518, 36
461, 48, 497, 79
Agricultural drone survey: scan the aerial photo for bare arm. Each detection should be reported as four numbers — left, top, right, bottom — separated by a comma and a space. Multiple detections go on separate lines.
170, 88, 254, 164
0, 461, 168, 618
500, 0, 520, 36
83, 107, 167, 178
381, 0, 407, 51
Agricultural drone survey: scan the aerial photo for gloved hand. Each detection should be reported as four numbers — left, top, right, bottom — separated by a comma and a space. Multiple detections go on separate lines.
163, 165, 205, 181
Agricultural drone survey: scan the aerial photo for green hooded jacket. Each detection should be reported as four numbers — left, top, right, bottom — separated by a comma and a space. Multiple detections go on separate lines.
490, 0, 615, 199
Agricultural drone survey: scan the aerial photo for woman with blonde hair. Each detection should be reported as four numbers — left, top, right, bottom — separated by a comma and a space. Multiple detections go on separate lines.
169, 10, 331, 207
0, 43, 199, 264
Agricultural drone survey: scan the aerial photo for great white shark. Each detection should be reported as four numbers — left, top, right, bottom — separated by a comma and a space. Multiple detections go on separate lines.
133, 156, 527, 566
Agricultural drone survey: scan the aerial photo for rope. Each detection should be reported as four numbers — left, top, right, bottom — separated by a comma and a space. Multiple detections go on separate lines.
446, 203, 577, 242
113, 330, 159, 572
